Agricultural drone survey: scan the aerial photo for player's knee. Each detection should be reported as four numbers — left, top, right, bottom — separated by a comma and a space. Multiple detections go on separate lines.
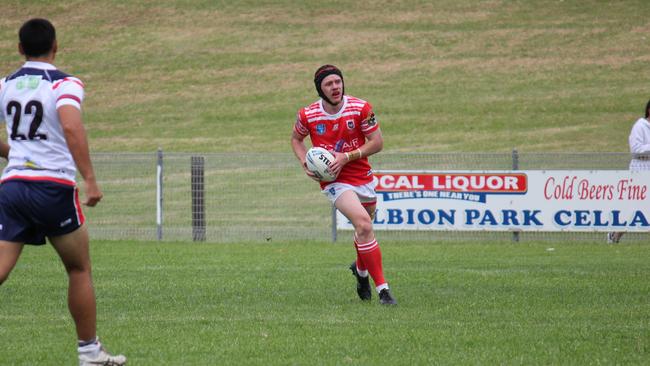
354, 218, 373, 238
63, 261, 91, 275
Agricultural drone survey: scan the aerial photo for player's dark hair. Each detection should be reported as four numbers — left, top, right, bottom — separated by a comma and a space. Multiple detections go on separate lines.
314, 64, 344, 105
645, 99, 650, 118
19, 18, 56, 58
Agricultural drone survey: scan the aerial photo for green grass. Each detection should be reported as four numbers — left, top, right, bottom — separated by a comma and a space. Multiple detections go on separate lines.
2, 2, 649, 365
3, 1, 650, 152
1, 240, 649, 365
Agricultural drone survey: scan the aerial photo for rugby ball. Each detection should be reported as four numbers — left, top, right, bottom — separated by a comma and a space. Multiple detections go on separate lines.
305, 147, 337, 182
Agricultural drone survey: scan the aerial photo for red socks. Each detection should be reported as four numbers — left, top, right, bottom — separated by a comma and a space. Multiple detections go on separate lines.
354, 236, 386, 288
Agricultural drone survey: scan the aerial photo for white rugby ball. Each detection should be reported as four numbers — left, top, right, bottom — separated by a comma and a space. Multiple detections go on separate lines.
305, 147, 337, 182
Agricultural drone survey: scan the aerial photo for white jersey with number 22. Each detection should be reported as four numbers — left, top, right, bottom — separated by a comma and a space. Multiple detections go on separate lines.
0, 61, 84, 185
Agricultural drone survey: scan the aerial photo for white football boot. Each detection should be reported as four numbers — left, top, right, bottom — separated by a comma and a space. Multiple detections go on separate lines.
78, 339, 126, 366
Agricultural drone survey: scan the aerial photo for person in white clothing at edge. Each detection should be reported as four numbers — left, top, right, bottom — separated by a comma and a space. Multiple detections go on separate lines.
0, 18, 126, 365
608, 99, 650, 243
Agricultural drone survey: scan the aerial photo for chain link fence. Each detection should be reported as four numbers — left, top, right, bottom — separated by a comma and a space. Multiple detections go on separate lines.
85, 151, 649, 243
83, 152, 330, 242
2, 151, 646, 243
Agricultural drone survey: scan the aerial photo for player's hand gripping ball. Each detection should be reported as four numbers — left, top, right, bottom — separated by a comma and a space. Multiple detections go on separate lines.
305, 147, 337, 182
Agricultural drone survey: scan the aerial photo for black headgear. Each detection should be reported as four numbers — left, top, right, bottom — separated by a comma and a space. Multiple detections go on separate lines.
314, 64, 344, 105
645, 99, 650, 118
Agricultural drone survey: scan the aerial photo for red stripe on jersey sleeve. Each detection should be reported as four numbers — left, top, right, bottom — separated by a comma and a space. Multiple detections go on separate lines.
52, 78, 85, 90
294, 110, 309, 136
57, 94, 81, 104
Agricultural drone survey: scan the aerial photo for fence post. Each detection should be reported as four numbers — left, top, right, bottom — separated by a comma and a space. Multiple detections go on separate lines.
156, 148, 163, 241
191, 156, 206, 242
512, 148, 520, 243
331, 204, 338, 243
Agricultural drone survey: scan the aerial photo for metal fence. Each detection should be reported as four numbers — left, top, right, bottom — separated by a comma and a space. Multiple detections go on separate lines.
83, 152, 329, 242
3, 151, 646, 243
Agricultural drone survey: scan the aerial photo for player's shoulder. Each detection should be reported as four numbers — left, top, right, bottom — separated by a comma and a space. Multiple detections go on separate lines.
301, 100, 322, 112
4, 66, 27, 83
345, 95, 370, 108
5, 64, 84, 89
50, 70, 84, 90
630, 117, 649, 132
345, 95, 373, 119
298, 100, 324, 118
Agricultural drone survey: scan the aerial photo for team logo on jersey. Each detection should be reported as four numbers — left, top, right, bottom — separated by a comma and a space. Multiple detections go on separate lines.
333, 123, 339, 131
364, 113, 377, 127
316, 123, 326, 135
16, 75, 42, 90
346, 120, 355, 130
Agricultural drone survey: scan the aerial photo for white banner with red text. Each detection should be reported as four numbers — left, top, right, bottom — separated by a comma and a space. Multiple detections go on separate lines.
335, 170, 650, 232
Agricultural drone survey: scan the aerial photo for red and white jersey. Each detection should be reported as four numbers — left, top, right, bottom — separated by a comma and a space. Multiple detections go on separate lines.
294, 95, 380, 188
0, 61, 84, 185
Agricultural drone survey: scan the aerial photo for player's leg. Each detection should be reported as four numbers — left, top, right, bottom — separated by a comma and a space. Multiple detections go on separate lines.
335, 191, 392, 300
49, 225, 127, 365
48, 225, 96, 342
0, 181, 27, 285
351, 202, 377, 283
0, 241, 24, 285
336, 190, 375, 301
363, 203, 376, 222
335, 190, 374, 241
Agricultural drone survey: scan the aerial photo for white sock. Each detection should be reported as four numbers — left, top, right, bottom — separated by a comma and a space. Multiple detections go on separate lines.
78, 339, 101, 358
376, 283, 389, 293
356, 265, 369, 278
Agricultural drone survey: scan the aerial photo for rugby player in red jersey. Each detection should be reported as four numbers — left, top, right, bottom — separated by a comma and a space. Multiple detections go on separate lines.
291, 65, 397, 305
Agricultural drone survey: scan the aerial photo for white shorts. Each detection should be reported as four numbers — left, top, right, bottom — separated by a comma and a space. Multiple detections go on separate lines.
322, 181, 377, 206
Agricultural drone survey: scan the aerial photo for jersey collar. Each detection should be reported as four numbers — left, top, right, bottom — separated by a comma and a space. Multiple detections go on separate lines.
23, 61, 57, 70
319, 95, 347, 117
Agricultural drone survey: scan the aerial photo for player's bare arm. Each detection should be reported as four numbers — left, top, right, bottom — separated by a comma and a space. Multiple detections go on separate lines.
58, 105, 103, 206
291, 130, 319, 181
330, 129, 383, 176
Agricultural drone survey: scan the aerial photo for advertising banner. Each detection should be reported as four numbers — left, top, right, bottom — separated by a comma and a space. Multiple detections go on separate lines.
336, 171, 650, 232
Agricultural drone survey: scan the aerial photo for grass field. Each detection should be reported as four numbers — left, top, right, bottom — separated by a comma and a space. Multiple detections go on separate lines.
2, 1, 650, 365
3, 1, 650, 152
1, 240, 649, 365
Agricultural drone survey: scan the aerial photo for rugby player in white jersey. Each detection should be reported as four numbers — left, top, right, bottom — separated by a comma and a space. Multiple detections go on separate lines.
608, 99, 650, 244
0, 18, 126, 365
